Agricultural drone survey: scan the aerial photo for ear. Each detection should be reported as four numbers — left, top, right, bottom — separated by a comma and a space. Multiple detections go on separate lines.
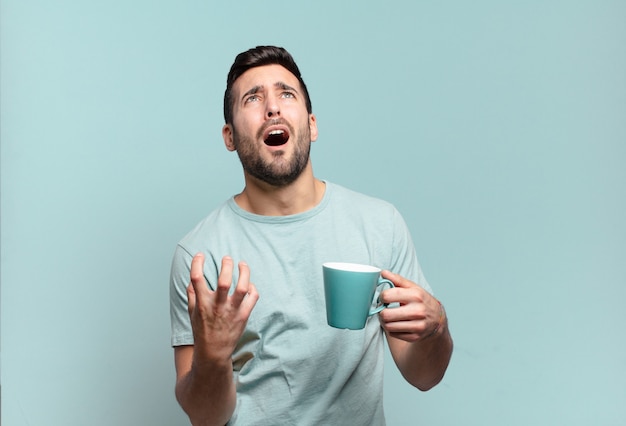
222, 124, 236, 151
309, 114, 318, 142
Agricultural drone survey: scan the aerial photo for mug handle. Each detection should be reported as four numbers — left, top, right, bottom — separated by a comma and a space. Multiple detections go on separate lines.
369, 279, 395, 316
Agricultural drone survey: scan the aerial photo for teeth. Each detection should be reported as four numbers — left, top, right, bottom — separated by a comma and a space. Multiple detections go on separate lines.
269, 130, 284, 135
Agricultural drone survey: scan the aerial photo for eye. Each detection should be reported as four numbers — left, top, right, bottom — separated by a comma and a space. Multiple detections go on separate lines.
281, 91, 295, 99
245, 94, 261, 103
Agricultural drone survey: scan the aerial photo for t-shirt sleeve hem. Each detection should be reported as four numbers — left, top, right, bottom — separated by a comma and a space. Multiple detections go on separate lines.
171, 333, 194, 347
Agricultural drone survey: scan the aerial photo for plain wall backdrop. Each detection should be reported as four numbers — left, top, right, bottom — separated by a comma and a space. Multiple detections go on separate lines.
2, 1, 625, 425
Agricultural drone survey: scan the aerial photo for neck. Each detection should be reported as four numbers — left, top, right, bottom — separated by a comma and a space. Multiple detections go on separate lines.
234, 163, 325, 216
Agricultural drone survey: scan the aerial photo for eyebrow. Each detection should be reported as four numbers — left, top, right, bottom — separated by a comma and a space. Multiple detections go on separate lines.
275, 81, 298, 93
241, 81, 299, 101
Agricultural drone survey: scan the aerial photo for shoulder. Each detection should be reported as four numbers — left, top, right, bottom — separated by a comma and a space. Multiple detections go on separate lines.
327, 181, 399, 214
176, 199, 235, 250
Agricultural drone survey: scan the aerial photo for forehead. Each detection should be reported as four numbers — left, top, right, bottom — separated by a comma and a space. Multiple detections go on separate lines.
232, 64, 300, 95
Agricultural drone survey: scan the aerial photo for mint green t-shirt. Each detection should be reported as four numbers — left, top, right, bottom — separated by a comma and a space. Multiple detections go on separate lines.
170, 181, 430, 425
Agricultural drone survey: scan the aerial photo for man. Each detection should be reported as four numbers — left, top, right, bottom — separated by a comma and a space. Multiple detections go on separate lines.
170, 46, 453, 426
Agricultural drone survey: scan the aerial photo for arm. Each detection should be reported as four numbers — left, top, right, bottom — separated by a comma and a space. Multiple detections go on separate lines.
174, 254, 259, 426
175, 345, 235, 426
379, 269, 453, 391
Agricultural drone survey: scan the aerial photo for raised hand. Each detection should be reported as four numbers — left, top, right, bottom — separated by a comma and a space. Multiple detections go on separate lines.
187, 254, 259, 365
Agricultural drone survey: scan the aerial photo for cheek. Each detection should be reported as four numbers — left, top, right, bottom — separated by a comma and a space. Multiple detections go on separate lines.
232, 119, 255, 140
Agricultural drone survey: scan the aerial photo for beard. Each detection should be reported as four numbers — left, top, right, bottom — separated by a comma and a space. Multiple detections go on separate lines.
232, 120, 312, 187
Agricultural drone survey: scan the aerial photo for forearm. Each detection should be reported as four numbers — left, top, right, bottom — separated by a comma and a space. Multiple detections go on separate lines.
173, 254, 258, 425
387, 323, 453, 391
175, 359, 236, 426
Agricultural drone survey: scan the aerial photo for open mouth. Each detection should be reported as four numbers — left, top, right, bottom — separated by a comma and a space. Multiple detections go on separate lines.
263, 127, 290, 147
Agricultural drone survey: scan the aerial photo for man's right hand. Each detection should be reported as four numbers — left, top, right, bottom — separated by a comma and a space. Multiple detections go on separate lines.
187, 253, 259, 367
174, 254, 258, 426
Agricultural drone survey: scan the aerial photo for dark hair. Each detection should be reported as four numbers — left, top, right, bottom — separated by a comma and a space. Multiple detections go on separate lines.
223, 46, 312, 124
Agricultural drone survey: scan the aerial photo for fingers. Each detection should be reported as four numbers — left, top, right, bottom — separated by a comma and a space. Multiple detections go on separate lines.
189, 254, 259, 314
241, 281, 260, 314
230, 262, 260, 312
381, 270, 413, 288
386, 330, 423, 342
190, 253, 206, 285
186, 283, 196, 317
189, 253, 210, 301
377, 272, 443, 342
230, 261, 250, 306
383, 318, 430, 342
379, 285, 426, 306
216, 256, 234, 305
379, 271, 428, 306
380, 303, 430, 341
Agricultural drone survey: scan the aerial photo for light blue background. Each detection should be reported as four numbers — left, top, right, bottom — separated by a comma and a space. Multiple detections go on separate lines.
2, 1, 625, 425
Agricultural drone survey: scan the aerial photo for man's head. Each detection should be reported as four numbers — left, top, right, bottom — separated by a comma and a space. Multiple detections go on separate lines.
220, 46, 318, 189
223, 46, 312, 125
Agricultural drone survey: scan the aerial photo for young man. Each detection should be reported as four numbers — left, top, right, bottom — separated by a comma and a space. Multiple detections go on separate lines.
170, 46, 453, 426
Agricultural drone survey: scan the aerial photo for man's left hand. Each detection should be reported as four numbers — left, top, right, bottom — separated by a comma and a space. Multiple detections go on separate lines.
378, 270, 444, 343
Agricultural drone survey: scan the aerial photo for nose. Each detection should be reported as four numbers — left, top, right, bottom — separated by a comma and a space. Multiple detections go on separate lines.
265, 96, 280, 118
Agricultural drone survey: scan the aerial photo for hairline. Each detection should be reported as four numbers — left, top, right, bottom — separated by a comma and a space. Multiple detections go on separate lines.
224, 47, 312, 124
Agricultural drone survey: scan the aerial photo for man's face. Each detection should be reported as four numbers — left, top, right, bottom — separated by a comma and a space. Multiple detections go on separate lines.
223, 64, 318, 187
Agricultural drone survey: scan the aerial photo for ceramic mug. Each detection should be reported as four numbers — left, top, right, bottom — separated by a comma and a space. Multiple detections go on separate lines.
323, 262, 395, 330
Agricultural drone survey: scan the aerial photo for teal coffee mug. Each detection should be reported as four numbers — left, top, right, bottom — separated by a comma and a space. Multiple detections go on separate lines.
323, 262, 395, 330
